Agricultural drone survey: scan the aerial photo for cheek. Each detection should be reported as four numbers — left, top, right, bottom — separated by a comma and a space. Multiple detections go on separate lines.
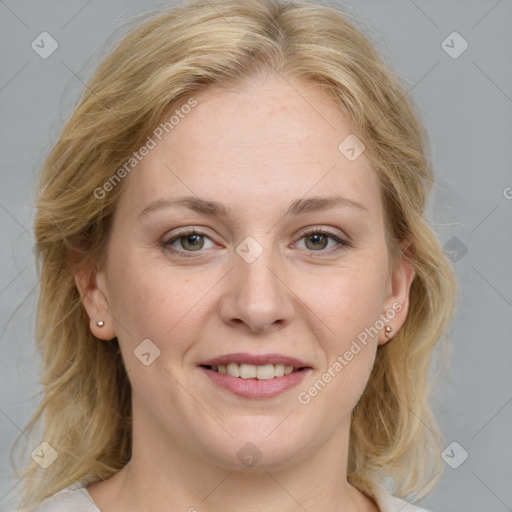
298, 276, 382, 415
106, 257, 210, 403
299, 258, 386, 399
310, 259, 387, 344
107, 252, 214, 353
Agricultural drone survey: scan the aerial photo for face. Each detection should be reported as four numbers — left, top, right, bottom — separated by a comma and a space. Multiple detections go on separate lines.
77, 75, 415, 472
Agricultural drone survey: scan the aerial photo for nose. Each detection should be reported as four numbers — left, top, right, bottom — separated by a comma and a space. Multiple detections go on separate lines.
218, 242, 295, 334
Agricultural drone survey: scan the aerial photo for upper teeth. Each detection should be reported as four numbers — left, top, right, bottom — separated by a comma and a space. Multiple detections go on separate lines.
212, 363, 296, 379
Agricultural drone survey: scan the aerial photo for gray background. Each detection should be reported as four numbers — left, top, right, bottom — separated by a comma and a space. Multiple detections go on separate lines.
1, 1, 511, 511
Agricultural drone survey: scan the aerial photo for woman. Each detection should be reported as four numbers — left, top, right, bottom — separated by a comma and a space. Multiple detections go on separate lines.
14, 0, 457, 510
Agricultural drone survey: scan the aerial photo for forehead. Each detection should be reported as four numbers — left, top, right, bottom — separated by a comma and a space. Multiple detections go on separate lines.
115, 76, 383, 223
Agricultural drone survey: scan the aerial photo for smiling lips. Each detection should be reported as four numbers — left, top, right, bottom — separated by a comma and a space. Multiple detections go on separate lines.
199, 352, 311, 379
198, 352, 312, 398
211, 363, 295, 379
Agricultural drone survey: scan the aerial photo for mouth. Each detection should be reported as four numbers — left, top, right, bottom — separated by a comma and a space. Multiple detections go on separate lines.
200, 363, 307, 380
197, 353, 312, 399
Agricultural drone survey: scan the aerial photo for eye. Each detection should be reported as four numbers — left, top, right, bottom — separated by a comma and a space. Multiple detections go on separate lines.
161, 227, 352, 258
163, 228, 215, 256
295, 228, 351, 253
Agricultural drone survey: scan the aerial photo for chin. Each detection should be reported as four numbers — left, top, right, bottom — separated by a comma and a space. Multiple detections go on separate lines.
195, 425, 309, 473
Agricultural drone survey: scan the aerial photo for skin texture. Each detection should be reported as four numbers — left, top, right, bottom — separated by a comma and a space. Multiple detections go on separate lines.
75, 74, 415, 512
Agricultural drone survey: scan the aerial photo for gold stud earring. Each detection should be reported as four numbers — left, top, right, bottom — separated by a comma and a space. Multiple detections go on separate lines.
384, 325, 393, 337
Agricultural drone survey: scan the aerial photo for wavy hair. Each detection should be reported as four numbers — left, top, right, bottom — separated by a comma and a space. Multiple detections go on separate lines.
13, 0, 458, 507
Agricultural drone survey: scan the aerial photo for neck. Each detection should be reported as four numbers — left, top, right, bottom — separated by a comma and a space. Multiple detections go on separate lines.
87, 408, 379, 512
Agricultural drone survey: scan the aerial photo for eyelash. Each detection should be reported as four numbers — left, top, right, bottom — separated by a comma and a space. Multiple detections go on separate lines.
162, 227, 352, 258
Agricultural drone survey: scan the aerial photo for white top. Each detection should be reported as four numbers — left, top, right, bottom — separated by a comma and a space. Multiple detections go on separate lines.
18, 481, 433, 512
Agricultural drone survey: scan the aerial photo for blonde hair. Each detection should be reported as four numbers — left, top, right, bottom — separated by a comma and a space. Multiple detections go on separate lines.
13, 0, 458, 507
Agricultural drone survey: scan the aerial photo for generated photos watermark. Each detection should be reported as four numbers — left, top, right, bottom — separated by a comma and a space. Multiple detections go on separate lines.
297, 301, 402, 405
93, 97, 198, 200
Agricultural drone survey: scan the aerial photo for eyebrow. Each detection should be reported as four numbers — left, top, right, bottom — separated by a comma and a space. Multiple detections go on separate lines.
137, 194, 369, 220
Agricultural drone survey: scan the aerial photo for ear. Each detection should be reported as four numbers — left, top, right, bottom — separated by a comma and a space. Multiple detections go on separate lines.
74, 263, 117, 340
378, 241, 416, 346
